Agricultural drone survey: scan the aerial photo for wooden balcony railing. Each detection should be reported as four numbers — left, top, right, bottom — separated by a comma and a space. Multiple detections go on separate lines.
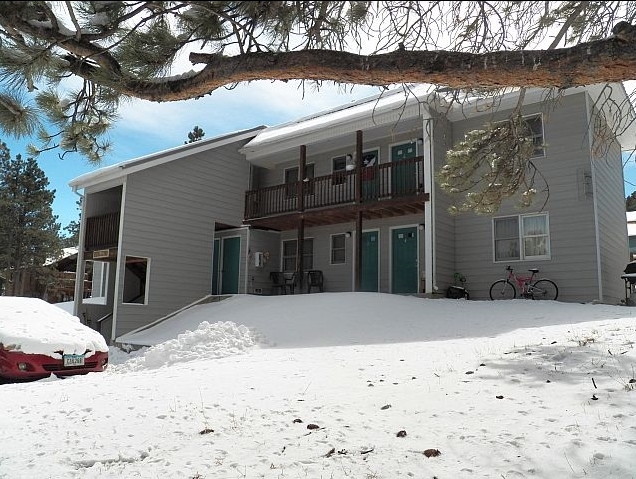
85, 212, 120, 250
245, 156, 424, 220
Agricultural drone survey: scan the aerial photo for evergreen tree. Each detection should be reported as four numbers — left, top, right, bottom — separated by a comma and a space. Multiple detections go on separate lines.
627, 191, 636, 211
0, 143, 61, 296
185, 126, 205, 144
61, 199, 82, 248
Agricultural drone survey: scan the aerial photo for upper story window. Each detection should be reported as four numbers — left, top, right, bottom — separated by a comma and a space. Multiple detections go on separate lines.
285, 164, 314, 197
332, 156, 347, 185
493, 213, 550, 262
524, 114, 544, 158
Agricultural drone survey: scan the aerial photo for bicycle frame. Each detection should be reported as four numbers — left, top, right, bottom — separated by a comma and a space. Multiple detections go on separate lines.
506, 269, 536, 297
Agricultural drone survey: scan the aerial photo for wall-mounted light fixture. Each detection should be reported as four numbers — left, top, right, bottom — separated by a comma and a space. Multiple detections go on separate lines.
418, 224, 425, 230
417, 138, 424, 146
345, 153, 353, 161
345, 231, 352, 238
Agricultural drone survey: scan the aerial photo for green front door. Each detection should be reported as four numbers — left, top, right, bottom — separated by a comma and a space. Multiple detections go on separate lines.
391, 142, 417, 195
221, 236, 240, 294
391, 227, 418, 294
360, 230, 379, 292
212, 238, 220, 294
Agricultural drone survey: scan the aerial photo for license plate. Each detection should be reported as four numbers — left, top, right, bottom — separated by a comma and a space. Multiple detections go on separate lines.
63, 354, 85, 367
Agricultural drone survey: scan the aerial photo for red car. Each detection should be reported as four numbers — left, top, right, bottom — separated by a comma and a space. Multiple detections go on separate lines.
0, 297, 108, 383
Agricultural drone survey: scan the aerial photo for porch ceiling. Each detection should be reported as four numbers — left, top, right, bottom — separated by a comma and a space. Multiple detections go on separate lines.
244, 193, 429, 231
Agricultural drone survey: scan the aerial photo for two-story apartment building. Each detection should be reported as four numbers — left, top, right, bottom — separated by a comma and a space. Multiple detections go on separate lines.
69, 84, 634, 344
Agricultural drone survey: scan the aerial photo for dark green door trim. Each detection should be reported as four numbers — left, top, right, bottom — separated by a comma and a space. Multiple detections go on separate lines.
212, 238, 221, 295
221, 236, 241, 294
391, 226, 418, 294
360, 230, 379, 292
390, 142, 417, 195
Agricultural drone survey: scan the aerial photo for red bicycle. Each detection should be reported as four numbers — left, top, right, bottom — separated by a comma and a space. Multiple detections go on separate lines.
489, 266, 558, 300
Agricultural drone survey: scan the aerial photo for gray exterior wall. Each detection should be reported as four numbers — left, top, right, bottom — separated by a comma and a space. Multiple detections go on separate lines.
451, 92, 609, 302
245, 229, 282, 295
113, 139, 252, 339
430, 114, 456, 293
589, 104, 630, 303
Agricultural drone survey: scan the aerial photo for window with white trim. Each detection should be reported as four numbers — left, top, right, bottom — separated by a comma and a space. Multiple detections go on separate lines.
123, 256, 150, 304
493, 213, 550, 262
332, 156, 347, 185
524, 115, 544, 157
282, 239, 314, 272
331, 234, 346, 264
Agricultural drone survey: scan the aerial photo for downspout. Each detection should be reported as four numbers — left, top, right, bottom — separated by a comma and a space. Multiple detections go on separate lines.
422, 112, 435, 294
585, 93, 603, 301
72, 188, 86, 318
245, 226, 250, 294
111, 179, 127, 344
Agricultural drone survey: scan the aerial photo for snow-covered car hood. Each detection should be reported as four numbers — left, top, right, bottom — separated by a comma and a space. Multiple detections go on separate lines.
0, 297, 108, 356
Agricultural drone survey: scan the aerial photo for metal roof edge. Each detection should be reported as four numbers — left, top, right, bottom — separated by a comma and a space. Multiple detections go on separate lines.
69, 125, 265, 190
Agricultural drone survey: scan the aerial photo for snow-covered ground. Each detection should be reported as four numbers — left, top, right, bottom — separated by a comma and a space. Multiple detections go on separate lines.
2, 293, 636, 478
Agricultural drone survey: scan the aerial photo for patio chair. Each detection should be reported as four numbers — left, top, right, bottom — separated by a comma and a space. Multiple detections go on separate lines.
270, 271, 289, 295
306, 270, 324, 293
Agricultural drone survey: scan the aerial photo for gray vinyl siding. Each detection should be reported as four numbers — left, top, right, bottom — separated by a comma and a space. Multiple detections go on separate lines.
430, 114, 456, 293
246, 229, 282, 294
590, 123, 630, 303
114, 140, 252, 338
452, 92, 602, 302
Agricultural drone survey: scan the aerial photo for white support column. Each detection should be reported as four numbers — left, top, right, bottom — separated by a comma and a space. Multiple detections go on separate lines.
422, 114, 435, 294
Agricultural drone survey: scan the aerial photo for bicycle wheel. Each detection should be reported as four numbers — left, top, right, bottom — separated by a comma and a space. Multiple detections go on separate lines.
530, 279, 558, 300
489, 280, 516, 300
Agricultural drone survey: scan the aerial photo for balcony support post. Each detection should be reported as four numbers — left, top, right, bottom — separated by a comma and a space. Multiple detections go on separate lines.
297, 217, 305, 291
298, 145, 306, 213
355, 130, 363, 291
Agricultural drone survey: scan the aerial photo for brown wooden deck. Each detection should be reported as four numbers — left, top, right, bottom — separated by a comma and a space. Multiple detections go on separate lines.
85, 212, 120, 251
244, 156, 429, 230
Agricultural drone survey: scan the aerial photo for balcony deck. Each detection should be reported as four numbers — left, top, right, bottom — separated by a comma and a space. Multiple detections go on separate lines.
84, 212, 120, 256
245, 157, 429, 230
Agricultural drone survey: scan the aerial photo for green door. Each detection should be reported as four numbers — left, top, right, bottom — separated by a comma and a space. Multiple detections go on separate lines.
360, 230, 379, 292
221, 236, 240, 294
391, 142, 417, 195
391, 227, 418, 294
212, 238, 220, 294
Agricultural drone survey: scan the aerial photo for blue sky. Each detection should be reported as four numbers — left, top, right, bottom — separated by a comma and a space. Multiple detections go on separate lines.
3, 80, 636, 232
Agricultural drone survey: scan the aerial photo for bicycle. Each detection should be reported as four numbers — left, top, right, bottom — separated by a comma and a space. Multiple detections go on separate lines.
489, 266, 558, 300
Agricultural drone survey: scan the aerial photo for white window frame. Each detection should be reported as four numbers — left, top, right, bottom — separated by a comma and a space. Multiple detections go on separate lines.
330, 233, 347, 265
492, 213, 551, 262
281, 238, 314, 272
122, 256, 151, 305
524, 114, 545, 158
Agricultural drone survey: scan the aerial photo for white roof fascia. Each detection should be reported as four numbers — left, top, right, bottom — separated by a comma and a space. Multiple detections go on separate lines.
69, 126, 264, 191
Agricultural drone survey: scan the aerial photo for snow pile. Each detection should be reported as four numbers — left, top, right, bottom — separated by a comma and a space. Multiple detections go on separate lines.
111, 321, 256, 372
